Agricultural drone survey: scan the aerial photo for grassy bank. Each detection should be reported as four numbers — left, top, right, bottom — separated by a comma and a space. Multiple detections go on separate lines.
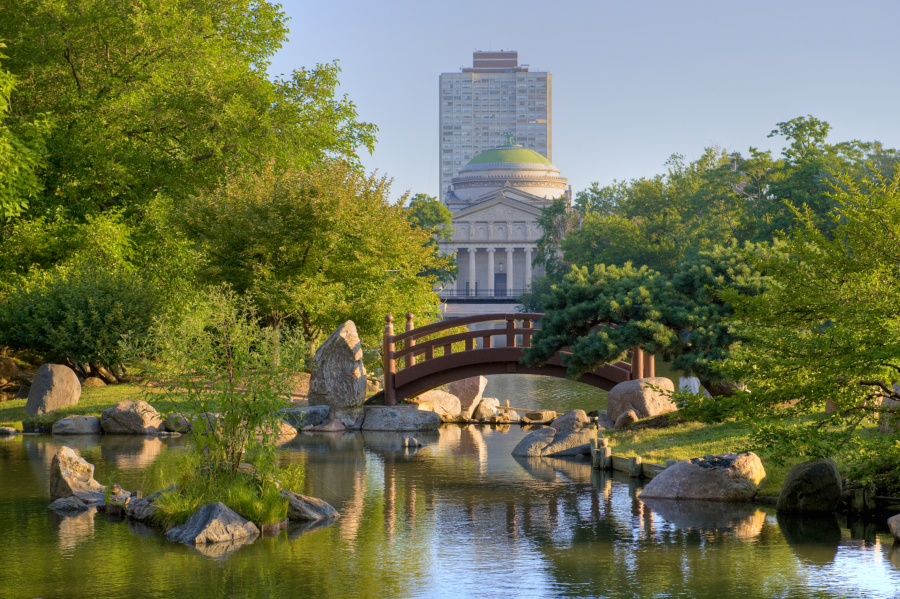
606, 417, 876, 497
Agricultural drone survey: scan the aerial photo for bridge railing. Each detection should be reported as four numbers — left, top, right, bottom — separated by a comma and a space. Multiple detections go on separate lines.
383, 313, 655, 406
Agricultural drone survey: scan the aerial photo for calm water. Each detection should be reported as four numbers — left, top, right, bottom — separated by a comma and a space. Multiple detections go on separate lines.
1, 376, 898, 598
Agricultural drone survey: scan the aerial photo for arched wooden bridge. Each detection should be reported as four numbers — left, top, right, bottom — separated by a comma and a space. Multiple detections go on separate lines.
382, 313, 655, 405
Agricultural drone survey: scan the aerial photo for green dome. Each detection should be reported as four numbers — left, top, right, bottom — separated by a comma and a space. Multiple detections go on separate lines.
466, 143, 552, 166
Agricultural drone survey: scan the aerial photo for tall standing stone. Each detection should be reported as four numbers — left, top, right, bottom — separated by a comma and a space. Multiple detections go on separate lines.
25, 365, 81, 416
308, 321, 367, 427
448, 376, 487, 418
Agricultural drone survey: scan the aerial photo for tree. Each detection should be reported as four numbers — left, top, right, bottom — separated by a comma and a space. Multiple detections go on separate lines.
521, 243, 772, 396
0, 41, 51, 218
176, 161, 447, 351
714, 169, 900, 491
406, 193, 457, 286
0, 0, 376, 217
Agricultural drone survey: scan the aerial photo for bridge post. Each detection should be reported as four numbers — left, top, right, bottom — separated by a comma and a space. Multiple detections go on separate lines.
646, 354, 655, 378
631, 346, 644, 379
406, 313, 415, 367
505, 314, 516, 348
384, 315, 396, 406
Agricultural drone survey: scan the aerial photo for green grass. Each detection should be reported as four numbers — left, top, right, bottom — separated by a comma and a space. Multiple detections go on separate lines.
0, 382, 183, 430
606, 417, 873, 497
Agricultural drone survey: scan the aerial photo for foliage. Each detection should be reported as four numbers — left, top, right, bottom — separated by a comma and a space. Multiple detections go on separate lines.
0, 0, 376, 217
532, 196, 578, 280
406, 193, 457, 285
175, 161, 445, 349
0, 258, 161, 370
711, 169, 900, 490
136, 287, 305, 479
522, 243, 772, 394
0, 41, 51, 218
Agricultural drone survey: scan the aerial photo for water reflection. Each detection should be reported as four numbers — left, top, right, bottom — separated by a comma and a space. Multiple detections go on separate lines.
50, 508, 96, 553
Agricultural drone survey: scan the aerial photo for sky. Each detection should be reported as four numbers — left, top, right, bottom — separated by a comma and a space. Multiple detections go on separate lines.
269, 0, 900, 201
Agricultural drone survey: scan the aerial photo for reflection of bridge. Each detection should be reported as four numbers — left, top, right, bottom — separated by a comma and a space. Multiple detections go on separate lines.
382, 313, 655, 405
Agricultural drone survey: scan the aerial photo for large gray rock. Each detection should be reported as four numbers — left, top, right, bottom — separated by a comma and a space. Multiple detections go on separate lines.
281, 490, 340, 521
449, 376, 487, 418
471, 397, 499, 421
889, 514, 900, 542
361, 406, 441, 431
410, 389, 462, 422
52, 415, 101, 435
100, 400, 164, 434
25, 365, 81, 416
164, 413, 192, 433
49, 496, 92, 514
308, 321, 367, 427
14, 384, 29, 399
279, 405, 330, 428
0, 357, 17, 384
49, 446, 106, 499
640, 452, 767, 502
607, 377, 676, 422
165, 502, 260, 545
776, 459, 842, 513
550, 409, 590, 432
512, 427, 594, 457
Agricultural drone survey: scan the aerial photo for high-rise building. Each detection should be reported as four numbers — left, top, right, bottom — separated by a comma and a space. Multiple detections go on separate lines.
439, 51, 552, 197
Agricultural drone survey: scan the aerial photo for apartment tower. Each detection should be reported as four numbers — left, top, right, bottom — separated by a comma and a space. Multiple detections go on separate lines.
439, 51, 552, 197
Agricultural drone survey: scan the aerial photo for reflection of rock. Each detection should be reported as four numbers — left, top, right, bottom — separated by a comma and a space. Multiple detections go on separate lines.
99, 436, 163, 470
308, 320, 367, 427
640, 498, 766, 538
52, 416, 101, 435
449, 376, 487, 418
50, 508, 96, 553
191, 537, 257, 559
607, 377, 676, 422
101, 400, 164, 434
166, 502, 260, 546
776, 512, 842, 565
288, 519, 339, 539
511, 427, 593, 457
361, 406, 440, 431
361, 430, 440, 452
26, 364, 81, 416
50, 446, 106, 499
640, 453, 766, 502
777, 459, 842, 513
282, 490, 340, 521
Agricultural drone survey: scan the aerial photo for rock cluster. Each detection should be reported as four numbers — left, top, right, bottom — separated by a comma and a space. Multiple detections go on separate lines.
639, 452, 766, 502
511, 410, 595, 458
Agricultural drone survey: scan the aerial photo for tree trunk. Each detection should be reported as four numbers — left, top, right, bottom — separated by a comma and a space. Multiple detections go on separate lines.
90, 362, 118, 384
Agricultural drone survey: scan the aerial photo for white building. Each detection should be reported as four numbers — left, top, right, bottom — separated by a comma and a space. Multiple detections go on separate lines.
439, 137, 571, 304
439, 50, 551, 195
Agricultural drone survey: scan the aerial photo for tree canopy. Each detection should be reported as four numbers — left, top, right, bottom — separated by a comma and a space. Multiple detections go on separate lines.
406, 193, 457, 286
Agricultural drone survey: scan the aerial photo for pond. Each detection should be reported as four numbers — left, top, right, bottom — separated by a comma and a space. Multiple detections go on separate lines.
1, 376, 898, 598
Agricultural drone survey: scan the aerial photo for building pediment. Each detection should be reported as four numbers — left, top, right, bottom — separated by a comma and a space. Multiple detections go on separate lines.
451, 194, 544, 222
449, 193, 544, 243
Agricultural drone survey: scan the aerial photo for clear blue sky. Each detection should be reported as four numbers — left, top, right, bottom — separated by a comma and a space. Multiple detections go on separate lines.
269, 0, 900, 201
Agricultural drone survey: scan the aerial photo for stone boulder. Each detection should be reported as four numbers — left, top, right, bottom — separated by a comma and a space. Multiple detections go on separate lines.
308, 321, 367, 427
25, 364, 81, 416
101, 400, 164, 434
550, 409, 590, 432
165, 502, 260, 545
889, 514, 900, 543
640, 452, 767, 502
776, 459, 842, 513
471, 397, 499, 421
14, 384, 29, 399
303, 418, 346, 432
0, 426, 18, 436
512, 427, 594, 457
281, 490, 340, 521
50, 446, 106, 499
279, 405, 330, 429
0, 357, 17, 384
49, 496, 92, 514
410, 389, 462, 422
164, 414, 192, 433
52, 415, 101, 435
361, 406, 441, 432
521, 410, 556, 424
614, 409, 640, 429
607, 377, 676, 422
449, 376, 487, 418
81, 377, 107, 388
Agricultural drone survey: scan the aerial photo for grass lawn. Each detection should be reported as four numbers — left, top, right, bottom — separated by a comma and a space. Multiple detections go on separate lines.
606, 416, 877, 497
0, 383, 176, 431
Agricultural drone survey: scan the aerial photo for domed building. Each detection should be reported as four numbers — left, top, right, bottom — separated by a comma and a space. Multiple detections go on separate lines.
440, 136, 571, 299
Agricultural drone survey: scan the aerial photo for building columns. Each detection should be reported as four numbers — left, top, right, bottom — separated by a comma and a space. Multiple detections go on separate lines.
486, 248, 496, 295
467, 247, 477, 296
505, 247, 514, 295
525, 246, 534, 290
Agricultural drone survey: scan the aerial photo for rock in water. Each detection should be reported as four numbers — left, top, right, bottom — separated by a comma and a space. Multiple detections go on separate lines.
640, 452, 767, 502
409, 390, 462, 422
165, 502, 260, 545
52, 415, 101, 435
889, 514, 900, 542
361, 407, 441, 431
50, 446, 106, 499
511, 427, 594, 457
164, 413, 192, 433
25, 364, 81, 416
279, 405, 330, 428
449, 376, 487, 418
49, 496, 92, 514
303, 418, 346, 432
471, 397, 499, 421
308, 321, 367, 427
607, 377, 676, 422
521, 410, 556, 424
776, 459, 842, 513
281, 490, 340, 521
100, 400, 164, 434
0, 426, 17, 436
550, 409, 590, 432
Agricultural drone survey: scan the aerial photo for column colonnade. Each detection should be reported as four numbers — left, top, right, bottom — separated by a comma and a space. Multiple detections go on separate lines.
454, 245, 537, 297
